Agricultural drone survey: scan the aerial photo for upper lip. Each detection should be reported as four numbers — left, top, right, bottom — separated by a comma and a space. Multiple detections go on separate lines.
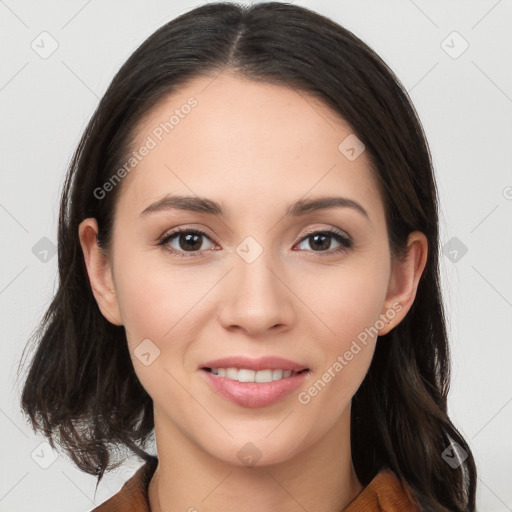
200, 355, 309, 372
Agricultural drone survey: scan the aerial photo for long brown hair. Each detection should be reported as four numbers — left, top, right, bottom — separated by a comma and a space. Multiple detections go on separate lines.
17, 3, 477, 510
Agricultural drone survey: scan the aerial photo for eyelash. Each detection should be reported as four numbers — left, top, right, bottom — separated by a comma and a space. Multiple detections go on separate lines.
157, 227, 353, 259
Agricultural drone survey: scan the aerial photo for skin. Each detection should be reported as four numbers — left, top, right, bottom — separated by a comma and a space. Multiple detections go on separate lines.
79, 72, 427, 512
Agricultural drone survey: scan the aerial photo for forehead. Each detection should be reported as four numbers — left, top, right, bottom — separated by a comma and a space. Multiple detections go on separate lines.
117, 73, 383, 221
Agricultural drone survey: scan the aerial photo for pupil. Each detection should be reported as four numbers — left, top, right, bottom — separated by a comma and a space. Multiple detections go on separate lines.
311, 233, 330, 251
180, 233, 201, 251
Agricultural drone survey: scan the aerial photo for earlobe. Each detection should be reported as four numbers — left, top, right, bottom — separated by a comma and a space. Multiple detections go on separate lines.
78, 218, 123, 326
378, 231, 428, 335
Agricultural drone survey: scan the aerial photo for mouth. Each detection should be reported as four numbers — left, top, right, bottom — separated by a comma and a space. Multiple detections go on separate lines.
198, 356, 310, 407
200, 365, 310, 408
201, 367, 310, 383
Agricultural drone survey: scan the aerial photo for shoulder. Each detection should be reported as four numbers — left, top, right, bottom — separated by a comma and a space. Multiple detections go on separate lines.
91, 459, 158, 512
342, 469, 420, 512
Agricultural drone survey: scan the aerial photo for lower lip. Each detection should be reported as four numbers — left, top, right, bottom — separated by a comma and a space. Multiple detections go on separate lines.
200, 369, 309, 408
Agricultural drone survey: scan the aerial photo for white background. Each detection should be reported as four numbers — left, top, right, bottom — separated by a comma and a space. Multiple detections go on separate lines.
1, 0, 511, 510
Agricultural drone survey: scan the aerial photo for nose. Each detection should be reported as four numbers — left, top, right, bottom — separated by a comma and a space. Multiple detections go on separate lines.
217, 250, 295, 337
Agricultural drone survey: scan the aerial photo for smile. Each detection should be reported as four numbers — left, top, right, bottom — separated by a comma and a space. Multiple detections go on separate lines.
204, 368, 306, 382
200, 367, 310, 408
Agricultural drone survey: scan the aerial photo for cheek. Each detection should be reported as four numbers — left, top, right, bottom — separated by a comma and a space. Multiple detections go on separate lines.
306, 254, 390, 347
114, 270, 171, 344
112, 259, 198, 405
111, 250, 216, 389
112, 245, 202, 340
297, 281, 382, 433
297, 253, 389, 407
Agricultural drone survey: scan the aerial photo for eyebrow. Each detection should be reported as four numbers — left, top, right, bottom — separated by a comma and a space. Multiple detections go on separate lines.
140, 194, 370, 220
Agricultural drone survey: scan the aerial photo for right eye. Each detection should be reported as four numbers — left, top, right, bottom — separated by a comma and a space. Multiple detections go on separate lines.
158, 228, 217, 258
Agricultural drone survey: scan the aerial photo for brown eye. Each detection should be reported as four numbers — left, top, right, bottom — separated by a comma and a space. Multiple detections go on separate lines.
159, 228, 216, 257
295, 229, 352, 254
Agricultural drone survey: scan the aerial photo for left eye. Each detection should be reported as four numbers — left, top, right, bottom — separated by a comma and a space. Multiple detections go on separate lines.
295, 230, 352, 253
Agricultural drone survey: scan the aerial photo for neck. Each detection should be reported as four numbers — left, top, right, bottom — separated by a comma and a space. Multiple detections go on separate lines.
148, 405, 363, 512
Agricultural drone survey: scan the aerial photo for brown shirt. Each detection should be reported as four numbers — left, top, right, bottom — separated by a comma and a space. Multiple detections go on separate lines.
92, 459, 418, 511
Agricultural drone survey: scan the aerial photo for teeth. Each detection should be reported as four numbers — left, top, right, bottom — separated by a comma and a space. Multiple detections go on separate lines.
226, 368, 238, 380
209, 367, 299, 382
238, 369, 256, 382
272, 369, 283, 380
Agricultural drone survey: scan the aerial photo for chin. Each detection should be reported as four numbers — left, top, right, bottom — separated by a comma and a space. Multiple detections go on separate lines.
203, 428, 311, 469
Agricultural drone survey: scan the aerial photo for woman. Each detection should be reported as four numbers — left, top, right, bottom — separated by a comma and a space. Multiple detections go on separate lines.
19, 2, 477, 511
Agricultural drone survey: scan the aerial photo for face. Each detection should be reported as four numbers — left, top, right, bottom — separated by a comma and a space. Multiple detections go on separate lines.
83, 73, 408, 467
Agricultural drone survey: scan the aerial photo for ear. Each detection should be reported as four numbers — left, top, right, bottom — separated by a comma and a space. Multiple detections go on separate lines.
378, 231, 428, 335
78, 218, 123, 326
